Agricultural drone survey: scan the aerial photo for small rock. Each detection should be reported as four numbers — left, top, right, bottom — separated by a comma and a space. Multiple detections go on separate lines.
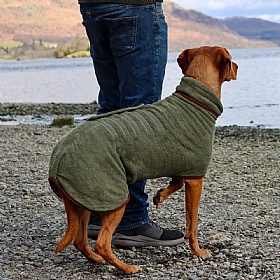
127, 251, 136, 258
51, 115, 74, 127
209, 233, 231, 244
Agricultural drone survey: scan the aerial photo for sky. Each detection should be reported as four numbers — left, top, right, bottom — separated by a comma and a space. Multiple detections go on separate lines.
172, 0, 280, 24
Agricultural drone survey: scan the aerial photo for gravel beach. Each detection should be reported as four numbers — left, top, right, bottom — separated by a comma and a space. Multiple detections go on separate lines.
0, 105, 279, 279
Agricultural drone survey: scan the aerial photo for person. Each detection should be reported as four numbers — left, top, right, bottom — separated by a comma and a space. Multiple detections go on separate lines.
78, 0, 184, 247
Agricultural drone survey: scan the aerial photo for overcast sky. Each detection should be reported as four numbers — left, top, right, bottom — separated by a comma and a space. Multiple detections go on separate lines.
172, 0, 280, 23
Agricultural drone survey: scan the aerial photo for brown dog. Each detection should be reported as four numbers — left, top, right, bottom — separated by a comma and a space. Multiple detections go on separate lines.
49, 46, 238, 274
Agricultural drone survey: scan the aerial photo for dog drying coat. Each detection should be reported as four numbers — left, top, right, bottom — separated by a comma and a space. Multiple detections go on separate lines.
49, 77, 223, 213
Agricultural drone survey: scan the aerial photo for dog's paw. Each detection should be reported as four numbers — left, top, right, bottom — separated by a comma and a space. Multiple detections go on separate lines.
153, 189, 164, 206
95, 256, 106, 264
87, 254, 105, 265
196, 249, 212, 259
199, 251, 212, 261
121, 265, 142, 274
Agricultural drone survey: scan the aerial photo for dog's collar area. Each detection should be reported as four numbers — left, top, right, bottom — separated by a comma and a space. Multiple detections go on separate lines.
175, 90, 219, 118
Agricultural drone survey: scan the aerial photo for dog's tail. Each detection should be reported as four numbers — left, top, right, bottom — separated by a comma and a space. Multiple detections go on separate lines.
55, 191, 80, 254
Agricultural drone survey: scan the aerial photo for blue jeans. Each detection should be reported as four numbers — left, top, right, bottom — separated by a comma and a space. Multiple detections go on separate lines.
80, 2, 167, 230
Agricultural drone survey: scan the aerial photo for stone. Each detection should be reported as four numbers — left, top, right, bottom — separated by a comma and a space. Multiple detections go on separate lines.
51, 115, 74, 127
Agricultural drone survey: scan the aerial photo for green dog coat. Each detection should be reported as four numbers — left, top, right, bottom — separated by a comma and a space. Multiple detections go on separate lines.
49, 77, 223, 213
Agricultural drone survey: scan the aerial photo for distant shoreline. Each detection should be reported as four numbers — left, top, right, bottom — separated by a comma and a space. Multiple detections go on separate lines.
0, 102, 99, 117
1, 102, 280, 130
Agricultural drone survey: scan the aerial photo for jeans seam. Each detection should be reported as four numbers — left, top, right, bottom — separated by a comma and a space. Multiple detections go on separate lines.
152, 7, 161, 103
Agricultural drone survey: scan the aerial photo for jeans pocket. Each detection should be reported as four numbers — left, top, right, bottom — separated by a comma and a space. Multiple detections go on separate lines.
103, 16, 137, 57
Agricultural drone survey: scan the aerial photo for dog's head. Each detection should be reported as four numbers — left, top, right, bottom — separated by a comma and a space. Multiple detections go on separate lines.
177, 46, 238, 95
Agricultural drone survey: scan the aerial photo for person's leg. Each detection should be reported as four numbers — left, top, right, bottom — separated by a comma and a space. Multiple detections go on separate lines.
104, 3, 168, 230
80, 3, 167, 112
80, 2, 166, 226
114, 3, 167, 109
80, 3, 183, 246
80, 3, 121, 114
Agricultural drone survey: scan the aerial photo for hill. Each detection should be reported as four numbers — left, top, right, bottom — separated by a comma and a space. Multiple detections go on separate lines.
222, 17, 280, 46
163, 0, 276, 51
0, 0, 276, 59
0, 0, 84, 43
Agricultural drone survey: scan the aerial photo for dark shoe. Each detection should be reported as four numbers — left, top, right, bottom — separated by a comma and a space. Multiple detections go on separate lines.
113, 221, 184, 247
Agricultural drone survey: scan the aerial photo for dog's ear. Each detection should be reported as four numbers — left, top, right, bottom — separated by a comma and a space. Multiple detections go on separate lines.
177, 48, 197, 75
218, 48, 238, 81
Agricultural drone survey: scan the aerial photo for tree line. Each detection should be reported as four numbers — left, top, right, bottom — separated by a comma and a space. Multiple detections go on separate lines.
0, 37, 89, 60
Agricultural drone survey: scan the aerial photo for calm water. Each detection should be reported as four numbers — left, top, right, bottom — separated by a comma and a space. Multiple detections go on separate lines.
0, 48, 280, 128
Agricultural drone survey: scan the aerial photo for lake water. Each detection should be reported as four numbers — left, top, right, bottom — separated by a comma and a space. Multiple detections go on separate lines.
0, 47, 280, 128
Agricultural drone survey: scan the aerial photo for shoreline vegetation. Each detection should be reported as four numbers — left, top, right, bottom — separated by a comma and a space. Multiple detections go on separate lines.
0, 38, 91, 61
0, 37, 277, 61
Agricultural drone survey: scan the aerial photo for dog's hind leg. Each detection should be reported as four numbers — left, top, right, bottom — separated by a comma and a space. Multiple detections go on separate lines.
184, 178, 211, 258
55, 193, 79, 254
56, 192, 104, 264
73, 209, 105, 264
94, 206, 142, 274
153, 176, 184, 206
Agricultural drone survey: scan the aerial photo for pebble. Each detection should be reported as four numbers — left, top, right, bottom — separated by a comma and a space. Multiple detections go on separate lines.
0, 109, 279, 279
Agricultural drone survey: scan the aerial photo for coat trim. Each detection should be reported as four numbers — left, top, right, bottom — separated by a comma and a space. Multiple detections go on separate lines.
176, 90, 219, 119
48, 176, 130, 214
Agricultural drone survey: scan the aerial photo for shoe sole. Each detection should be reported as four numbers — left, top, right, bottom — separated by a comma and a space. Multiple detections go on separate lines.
113, 233, 185, 247
88, 226, 185, 248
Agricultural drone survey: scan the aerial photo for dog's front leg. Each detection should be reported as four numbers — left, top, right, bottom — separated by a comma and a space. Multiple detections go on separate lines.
153, 176, 184, 206
185, 178, 212, 258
